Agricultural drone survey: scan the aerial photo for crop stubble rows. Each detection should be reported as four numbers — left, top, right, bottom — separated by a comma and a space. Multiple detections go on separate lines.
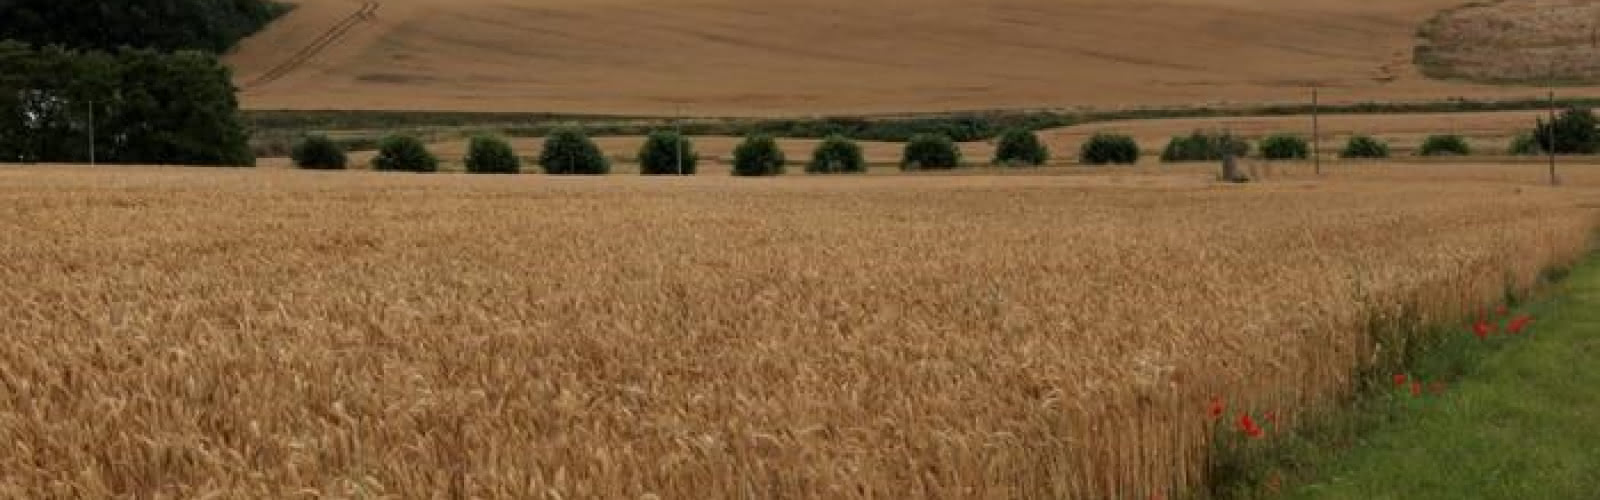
0, 168, 1593, 497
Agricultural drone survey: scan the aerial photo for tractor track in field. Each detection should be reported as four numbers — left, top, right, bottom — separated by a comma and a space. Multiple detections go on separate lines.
243, 1, 380, 91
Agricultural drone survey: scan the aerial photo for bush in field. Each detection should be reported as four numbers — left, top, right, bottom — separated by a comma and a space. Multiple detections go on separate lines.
992, 128, 1050, 166
732, 135, 786, 177
638, 131, 698, 175
539, 127, 610, 175
807, 135, 867, 173
464, 135, 520, 174
1079, 133, 1140, 165
1341, 135, 1390, 159
1534, 107, 1600, 154
371, 135, 438, 172
1418, 134, 1471, 157
901, 134, 961, 170
291, 135, 347, 170
1259, 134, 1310, 160
1509, 132, 1543, 156
1159, 131, 1249, 163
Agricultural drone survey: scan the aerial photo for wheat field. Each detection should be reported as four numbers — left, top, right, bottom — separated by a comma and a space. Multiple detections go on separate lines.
0, 165, 1595, 498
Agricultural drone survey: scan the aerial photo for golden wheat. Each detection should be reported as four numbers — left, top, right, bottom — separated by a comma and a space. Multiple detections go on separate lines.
0, 165, 1594, 498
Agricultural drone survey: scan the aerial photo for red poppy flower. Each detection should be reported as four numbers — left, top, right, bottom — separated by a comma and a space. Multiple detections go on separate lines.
1496, 305, 1508, 317
1509, 315, 1533, 335
1394, 374, 1407, 387
1472, 321, 1491, 339
1208, 397, 1225, 419
1411, 381, 1422, 397
1238, 413, 1263, 438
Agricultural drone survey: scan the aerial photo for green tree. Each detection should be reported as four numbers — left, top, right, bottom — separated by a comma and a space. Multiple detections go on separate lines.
0, 0, 289, 53
993, 128, 1050, 166
371, 135, 438, 172
1159, 131, 1249, 163
1259, 134, 1310, 160
464, 134, 520, 174
1079, 133, 1140, 165
1418, 134, 1471, 157
901, 134, 961, 170
638, 130, 698, 175
1509, 132, 1543, 156
732, 134, 786, 176
0, 43, 253, 166
538, 127, 609, 175
1341, 135, 1390, 159
291, 135, 347, 169
807, 135, 867, 173
1534, 107, 1599, 154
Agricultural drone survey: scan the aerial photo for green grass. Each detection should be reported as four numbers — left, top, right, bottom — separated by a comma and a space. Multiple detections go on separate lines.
1284, 252, 1600, 499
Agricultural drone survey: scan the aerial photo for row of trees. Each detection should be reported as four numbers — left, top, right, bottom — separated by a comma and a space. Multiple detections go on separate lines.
292, 129, 872, 176
0, 41, 253, 165
0, 0, 287, 53
291, 107, 1600, 173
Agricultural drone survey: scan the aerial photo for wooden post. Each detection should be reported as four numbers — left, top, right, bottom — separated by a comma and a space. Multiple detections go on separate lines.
1312, 88, 1320, 175
1548, 90, 1559, 186
87, 99, 95, 166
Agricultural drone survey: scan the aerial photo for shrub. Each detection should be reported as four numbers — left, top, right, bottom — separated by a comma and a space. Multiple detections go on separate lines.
464, 135, 520, 174
1259, 134, 1310, 160
1534, 107, 1599, 154
807, 135, 867, 173
637, 131, 698, 175
1509, 132, 1543, 156
1340, 135, 1390, 159
291, 135, 347, 170
1418, 134, 1471, 157
732, 135, 786, 177
901, 134, 962, 170
992, 128, 1050, 166
539, 127, 610, 175
371, 135, 438, 172
1079, 133, 1140, 165
1158, 131, 1248, 163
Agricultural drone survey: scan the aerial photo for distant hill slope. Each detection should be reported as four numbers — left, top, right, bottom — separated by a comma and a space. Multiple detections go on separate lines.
227, 0, 1600, 116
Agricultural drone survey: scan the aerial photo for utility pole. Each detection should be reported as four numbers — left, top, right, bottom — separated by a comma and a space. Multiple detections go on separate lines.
1312, 88, 1320, 175
675, 104, 684, 176
88, 98, 95, 166
1548, 90, 1559, 186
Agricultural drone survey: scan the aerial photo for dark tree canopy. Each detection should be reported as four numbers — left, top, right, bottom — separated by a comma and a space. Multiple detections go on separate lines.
731, 134, 785, 177
539, 127, 609, 175
292, 135, 347, 170
637, 130, 698, 175
1535, 107, 1600, 155
807, 135, 867, 174
0, 41, 254, 166
0, 0, 287, 53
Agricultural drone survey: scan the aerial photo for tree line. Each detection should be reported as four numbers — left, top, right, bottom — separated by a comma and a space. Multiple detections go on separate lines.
0, 0, 279, 166
0, 41, 252, 165
0, 0, 287, 53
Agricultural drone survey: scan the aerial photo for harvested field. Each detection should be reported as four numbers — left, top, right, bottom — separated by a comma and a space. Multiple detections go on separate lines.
1417, 0, 1600, 84
226, 0, 1600, 115
0, 165, 1595, 497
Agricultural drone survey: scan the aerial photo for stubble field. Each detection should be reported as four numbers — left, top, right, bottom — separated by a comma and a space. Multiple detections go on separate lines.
226, 0, 1600, 116
0, 165, 1595, 497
